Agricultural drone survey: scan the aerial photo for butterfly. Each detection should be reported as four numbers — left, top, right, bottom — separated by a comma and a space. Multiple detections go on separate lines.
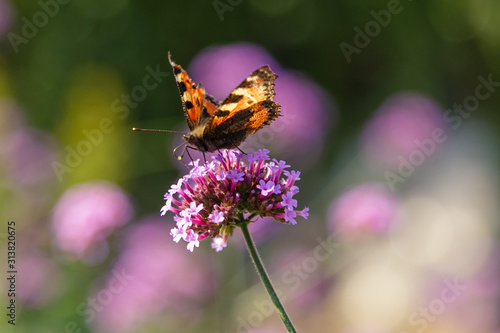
167, 52, 281, 160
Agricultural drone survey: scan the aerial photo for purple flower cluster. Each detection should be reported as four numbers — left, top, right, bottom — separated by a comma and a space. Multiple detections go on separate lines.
161, 149, 309, 252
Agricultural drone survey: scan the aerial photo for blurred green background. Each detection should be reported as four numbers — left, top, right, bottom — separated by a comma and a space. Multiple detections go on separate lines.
1, 0, 499, 332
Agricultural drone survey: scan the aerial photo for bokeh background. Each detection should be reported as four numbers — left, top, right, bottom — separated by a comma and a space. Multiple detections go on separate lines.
1, 0, 500, 332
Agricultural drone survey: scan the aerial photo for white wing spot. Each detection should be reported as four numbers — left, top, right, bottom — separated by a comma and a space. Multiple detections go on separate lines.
219, 103, 237, 111
233, 88, 249, 96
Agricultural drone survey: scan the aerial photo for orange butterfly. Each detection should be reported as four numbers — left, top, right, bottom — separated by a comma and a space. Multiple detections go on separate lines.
135, 52, 281, 161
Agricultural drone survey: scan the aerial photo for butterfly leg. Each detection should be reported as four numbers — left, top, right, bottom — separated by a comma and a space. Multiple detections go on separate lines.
236, 146, 247, 155
184, 146, 206, 166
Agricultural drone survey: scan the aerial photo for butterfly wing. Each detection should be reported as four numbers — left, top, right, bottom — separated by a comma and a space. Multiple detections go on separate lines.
168, 52, 220, 130
202, 66, 281, 148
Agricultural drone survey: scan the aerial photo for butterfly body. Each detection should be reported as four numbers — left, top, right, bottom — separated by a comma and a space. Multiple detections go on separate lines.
168, 52, 281, 154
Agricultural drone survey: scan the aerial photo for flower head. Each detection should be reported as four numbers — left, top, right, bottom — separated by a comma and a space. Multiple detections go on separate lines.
161, 149, 308, 251
52, 181, 133, 259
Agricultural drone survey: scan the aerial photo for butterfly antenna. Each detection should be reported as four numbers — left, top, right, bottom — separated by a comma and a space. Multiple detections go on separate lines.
132, 127, 184, 134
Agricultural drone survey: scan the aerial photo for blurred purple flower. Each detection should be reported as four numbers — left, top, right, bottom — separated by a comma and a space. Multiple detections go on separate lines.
361, 92, 445, 169
52, 181, 133, 259
93, 217, 215, 333
0, 100, 58, 189
328, 183, 398, 235
189, 43, 281, 98
0, 0, 14, 38
265, 70, 333, 164
18, 251, 61, 307
183, 43, 334, 167
2, 127, 58, 187
233, 216, 285, 247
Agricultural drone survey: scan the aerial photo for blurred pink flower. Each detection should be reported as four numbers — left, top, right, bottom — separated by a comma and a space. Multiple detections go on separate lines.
52, 181, 133, 259
250, 70, 333, 165
189, 43, 280, 98
174, 43, 334, 167
93, 217, 215, 332
0, 0, 14, 38
17, 251, 61, 307
2, 127, 58, 187
361, 92, 445, 169
0, 100, 57, 189
328, 183, 398, 235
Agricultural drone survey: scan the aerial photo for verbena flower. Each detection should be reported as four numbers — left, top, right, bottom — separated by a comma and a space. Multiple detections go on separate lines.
161, 149, 309, 252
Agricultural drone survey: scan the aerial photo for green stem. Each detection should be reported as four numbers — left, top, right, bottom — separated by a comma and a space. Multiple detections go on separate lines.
240, 222, 297, 333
